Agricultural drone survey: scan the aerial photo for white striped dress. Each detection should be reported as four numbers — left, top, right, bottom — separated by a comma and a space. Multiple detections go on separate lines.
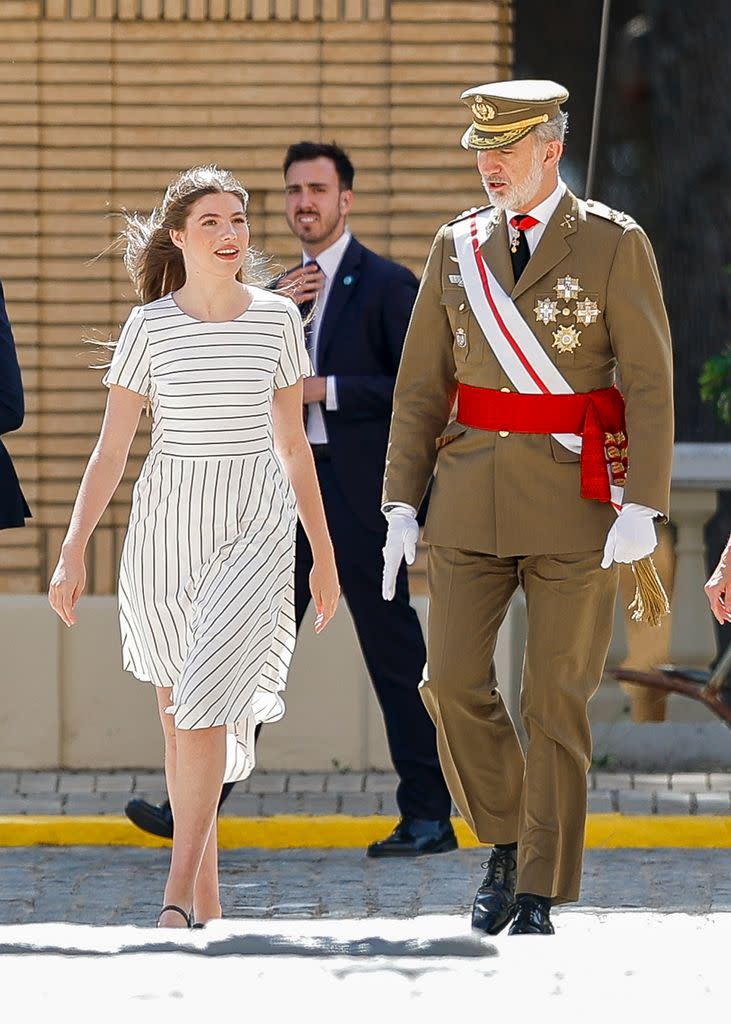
102, 289, 310, 782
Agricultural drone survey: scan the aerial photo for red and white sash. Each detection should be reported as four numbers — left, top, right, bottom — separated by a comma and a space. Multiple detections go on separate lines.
452, 211, 623, 509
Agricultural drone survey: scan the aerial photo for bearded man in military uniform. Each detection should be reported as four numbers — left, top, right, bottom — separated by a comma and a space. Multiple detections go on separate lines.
381, 80, 673, 935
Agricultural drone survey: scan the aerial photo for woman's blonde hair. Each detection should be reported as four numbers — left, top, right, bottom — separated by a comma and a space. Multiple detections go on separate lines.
121, 165, 270, 302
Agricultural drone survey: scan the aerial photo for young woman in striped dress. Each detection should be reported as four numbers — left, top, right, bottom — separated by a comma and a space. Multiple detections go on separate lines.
48, 166, 340, 928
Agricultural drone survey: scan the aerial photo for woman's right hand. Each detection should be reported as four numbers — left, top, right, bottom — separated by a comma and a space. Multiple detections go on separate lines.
48, 547, 87, 627
275, 264, 325, 308
705, 547, 731, 624
310, 555, 340, 634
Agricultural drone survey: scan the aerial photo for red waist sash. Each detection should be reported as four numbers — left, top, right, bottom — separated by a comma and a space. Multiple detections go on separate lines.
455, 382, 627, 504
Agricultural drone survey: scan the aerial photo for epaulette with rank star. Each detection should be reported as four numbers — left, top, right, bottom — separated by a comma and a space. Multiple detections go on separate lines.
446, 204, 493, 226
583, 199, 636, 228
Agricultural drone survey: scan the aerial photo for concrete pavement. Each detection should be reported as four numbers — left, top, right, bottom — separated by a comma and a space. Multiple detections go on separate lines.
1, 912, 728, 1023
2, 769, 731, 817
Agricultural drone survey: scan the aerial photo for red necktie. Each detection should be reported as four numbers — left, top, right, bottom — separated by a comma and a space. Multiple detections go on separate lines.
509, 214, 540, 281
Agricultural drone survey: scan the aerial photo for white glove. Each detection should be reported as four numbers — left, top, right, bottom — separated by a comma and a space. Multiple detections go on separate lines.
601, 503, 659, 569
382, 505, 419, 600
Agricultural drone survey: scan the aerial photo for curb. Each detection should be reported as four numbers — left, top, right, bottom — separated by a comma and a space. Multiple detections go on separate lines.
0, 814, 730, 848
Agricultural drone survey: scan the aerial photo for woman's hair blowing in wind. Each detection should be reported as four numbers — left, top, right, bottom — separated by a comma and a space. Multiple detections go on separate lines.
121, 165, 270, 302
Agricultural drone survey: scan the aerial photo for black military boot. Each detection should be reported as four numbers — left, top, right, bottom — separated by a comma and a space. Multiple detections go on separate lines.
508, 894, 555, 935
471, 845, 518, 935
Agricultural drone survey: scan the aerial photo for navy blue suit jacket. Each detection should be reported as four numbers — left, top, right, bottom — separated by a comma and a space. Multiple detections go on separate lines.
0, 281, 31, 528
309, 236, 418, 532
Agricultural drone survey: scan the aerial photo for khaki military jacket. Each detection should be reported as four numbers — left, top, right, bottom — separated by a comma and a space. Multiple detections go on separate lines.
383, 188, 674, 556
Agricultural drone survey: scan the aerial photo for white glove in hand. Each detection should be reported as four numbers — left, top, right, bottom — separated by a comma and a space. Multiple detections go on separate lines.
382, 506, 419, 600
601, 502, 659, 569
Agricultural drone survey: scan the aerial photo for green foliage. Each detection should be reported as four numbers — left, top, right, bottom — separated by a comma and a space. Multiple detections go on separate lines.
699, 345, 731, 426
698, 267, 731, 426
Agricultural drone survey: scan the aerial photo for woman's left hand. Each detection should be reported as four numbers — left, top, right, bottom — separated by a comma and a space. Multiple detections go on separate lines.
310, 556, 340, 633
48, 546, 87, 626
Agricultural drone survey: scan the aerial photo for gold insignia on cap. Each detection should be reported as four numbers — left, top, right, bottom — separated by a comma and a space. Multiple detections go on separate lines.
554, 276, 582, 301
459, 79, 569, 151
471, 96, 496, 122
552, 324, 582, 354
534, 298, 558, 325
575, 298, 600, 326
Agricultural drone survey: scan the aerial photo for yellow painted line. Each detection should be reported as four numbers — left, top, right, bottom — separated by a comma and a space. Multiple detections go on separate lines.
585, 814, 731, 848
0, 814, 729, 848
0, 816, 170, 849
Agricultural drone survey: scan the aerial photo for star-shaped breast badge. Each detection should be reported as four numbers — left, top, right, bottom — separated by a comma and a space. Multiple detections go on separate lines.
554, 276, 582, 301
534, 297, 558, 325
552, 324, 582, 354
574, 298, 600, 326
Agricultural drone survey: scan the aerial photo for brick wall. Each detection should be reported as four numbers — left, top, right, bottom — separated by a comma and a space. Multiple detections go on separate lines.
0, 0, 512, 593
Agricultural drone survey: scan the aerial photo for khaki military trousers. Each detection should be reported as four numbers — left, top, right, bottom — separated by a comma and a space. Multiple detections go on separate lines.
422, 544, 619, 905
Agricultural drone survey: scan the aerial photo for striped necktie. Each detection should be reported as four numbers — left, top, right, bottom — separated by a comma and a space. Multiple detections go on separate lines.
300, 259, 321, 346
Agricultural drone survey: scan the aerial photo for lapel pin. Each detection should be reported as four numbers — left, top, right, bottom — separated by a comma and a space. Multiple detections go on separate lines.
343, 275, 353, 286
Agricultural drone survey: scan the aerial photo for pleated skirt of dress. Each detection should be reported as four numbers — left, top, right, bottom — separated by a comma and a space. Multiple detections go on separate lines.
117, 449, 297, 782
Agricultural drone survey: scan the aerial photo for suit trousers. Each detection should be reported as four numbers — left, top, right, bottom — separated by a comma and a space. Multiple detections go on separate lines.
295, 459, 452, 822
422, 543, 618, 903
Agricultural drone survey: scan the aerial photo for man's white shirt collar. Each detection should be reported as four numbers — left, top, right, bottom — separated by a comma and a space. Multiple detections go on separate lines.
506, 178, 566, 228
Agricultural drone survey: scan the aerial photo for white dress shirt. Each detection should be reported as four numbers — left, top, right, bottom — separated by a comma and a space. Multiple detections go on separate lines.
505, 177, 566, 254
303, 229, 352, 444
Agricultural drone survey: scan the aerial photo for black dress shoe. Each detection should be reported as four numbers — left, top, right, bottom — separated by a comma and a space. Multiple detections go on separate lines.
125, 797, 174, 839
508, 895, 555, 935
471, 846, 518, 935
366, 817, 457, 858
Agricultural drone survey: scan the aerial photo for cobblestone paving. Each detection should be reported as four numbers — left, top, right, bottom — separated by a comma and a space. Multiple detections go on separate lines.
1, 771, 730, 816
0, 847, 729, 927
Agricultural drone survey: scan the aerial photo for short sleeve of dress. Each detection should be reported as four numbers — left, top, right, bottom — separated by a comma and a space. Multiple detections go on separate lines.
273, 300, 312, 389
102, 306, 151, 397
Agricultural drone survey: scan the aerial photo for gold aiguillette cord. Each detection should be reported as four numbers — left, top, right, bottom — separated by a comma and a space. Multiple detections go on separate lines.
628, 556, 670, 628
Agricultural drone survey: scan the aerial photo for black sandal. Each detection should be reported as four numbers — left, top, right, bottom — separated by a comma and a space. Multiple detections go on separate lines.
157, 904, 192, 928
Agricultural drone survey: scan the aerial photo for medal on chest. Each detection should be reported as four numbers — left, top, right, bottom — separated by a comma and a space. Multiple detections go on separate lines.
551, 324, 582, 354
532, 277, 602, 355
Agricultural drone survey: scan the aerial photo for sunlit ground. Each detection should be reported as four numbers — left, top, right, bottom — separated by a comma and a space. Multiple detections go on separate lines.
0, 911, 726, 1022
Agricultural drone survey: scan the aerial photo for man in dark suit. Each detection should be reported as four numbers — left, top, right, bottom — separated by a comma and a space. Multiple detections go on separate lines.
282, 141, 456, 855
0, 281, 31, 530
126, 142, 455, 857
